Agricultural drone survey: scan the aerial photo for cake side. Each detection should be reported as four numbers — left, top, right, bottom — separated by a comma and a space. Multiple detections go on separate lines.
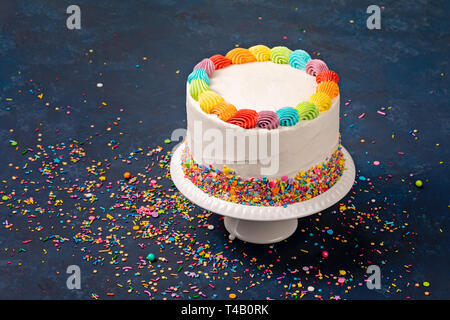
181, 142, 345, 206
186, 84, 340, 179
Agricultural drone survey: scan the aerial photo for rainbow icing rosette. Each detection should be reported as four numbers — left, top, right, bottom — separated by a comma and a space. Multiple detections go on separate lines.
305, 59, 328, 76
288, 50, 311, 70
276, 107, 299, 126
316, 81, 339, 99
194, 58, 215, 77
316, 70, 339, 84
249, 45, 271, 62
209, 54, 232, 70
226, 48, 257, 64
309, 92, 332, 112
270, 46, 293, 64
187, 68, 210, 85
198, 91, 224, 114
257, 110, 279, 129
210, 102, 237, 121
295, 101, 319, 120
227, 109, 258, 129
189, 79, 209, 100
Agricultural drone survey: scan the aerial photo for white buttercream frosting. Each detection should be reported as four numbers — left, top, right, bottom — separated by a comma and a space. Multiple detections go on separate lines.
209, 61, 316, 112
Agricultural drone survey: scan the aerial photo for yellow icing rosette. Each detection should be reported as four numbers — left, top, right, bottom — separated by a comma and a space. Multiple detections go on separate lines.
309, 92, 332, 112
198, 91, 225, 114
248, 45, 271, 61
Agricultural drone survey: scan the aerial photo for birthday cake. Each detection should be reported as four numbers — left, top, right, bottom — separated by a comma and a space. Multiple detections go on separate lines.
182, 45, 345, 206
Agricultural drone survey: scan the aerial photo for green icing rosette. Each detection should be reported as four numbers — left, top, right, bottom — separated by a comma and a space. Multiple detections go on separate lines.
189, 79, 210, 100
295, 101, 320, 120
270, 46, 292, 64
276, 107, 299, 126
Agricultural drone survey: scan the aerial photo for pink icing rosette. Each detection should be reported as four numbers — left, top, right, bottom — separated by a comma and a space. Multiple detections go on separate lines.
193, 58, 215, 77
305, 59, 329, 76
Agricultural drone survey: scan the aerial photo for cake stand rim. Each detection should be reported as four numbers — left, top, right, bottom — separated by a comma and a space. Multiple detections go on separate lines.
170, 142, 355, 222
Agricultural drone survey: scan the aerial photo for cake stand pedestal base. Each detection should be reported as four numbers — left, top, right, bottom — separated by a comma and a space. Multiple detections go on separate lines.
224, 217, 298, 244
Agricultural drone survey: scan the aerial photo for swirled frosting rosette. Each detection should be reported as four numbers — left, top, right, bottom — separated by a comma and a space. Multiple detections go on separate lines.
256, 110, 279, 129
309, 92, 332, 112
295, 101, 319, 120
276, 107, 299, 126
189, 79, 209, 100
198, 91, 224, 114
305, 59, 329, 76
227, 109, 258, 129
248, 45, 271, 62
316, 70, 339, 84
210, 54, 232, 70
270, 46, 292, 64
187, 68, 210, 85
226, 48, 257, 64
288, 49, 311, 70
194, 58, 215, 77
210, 102, 237, 121
316, 80, 339, 99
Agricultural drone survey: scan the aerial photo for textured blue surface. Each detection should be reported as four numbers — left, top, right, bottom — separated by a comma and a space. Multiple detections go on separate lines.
0, 0, 449, 299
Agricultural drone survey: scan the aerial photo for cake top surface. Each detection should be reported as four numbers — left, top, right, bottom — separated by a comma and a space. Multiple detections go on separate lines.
186, 45, 340, 130
209, 61, 316, 112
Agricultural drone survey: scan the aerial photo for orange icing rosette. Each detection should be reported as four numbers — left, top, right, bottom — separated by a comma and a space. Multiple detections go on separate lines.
225, 48, 257, 64
210, 102, 237, 121
316, 81, 339, 99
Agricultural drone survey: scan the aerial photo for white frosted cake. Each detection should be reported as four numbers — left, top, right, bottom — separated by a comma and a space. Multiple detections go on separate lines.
182, 45, 344, 207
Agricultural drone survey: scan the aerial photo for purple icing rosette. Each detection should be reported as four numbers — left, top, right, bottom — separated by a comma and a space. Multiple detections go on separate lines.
257, 110, 279, 129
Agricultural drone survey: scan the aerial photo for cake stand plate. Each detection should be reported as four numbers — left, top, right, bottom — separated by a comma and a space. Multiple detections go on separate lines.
170, 143, 356, 244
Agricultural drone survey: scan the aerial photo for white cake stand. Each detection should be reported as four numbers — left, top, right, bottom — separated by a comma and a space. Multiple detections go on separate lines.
170, 143, 356, 244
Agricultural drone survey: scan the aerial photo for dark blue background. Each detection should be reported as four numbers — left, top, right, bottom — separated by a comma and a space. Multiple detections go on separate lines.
0, 0, 448, 299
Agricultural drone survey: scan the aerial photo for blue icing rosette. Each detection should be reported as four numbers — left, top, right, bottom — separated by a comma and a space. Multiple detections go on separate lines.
187, 68, 210, 85
276, 107, 299, 126
288, 49, 311, 70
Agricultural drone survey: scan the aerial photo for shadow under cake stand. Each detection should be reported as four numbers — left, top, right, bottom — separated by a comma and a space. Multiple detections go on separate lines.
170, 143, 355, 244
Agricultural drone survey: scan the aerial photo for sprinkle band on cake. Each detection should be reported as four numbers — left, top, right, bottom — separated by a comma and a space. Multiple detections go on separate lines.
181, 143, 345, 207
